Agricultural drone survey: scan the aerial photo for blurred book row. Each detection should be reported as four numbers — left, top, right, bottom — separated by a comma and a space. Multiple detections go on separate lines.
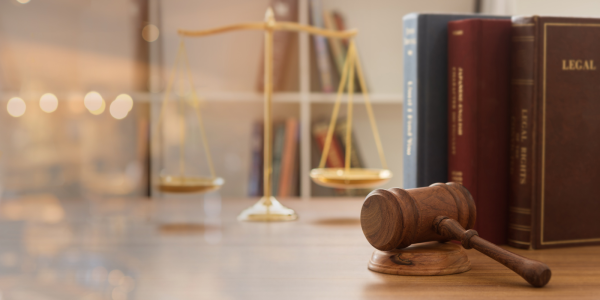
257, 0, 365, 93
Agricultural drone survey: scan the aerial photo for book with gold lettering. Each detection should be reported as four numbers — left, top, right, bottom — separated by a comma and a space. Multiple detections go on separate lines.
509, 16, 600, 249
447, 19, 511, 245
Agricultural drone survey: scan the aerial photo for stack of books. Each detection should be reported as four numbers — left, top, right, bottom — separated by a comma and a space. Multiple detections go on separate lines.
402, 14, 600, 249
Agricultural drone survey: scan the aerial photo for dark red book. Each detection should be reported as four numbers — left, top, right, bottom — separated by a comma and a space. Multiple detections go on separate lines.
447, 19, 511, 245
312, 121, 345, 169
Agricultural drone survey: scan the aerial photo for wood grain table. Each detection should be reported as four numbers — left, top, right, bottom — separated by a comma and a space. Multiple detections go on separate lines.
0, 196, 598, 299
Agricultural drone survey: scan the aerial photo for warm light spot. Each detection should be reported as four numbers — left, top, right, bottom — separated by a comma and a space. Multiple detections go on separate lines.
84, 91, 103, 111
142, 24, 159, 42
16, 0, 30, 4
109, 94, 133, 120
110, 98, 129, 120
89, 99, 106, 115
39, 93, 58, 113
116, 94, 134, 111
7, 97, 26, 117
0, 194, 65, 223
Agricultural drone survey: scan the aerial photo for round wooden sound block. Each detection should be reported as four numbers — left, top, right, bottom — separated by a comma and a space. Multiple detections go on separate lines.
368, 241, 471, 276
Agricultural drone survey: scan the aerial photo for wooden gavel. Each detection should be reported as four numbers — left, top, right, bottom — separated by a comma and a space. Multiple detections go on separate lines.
360, 182, 551, 287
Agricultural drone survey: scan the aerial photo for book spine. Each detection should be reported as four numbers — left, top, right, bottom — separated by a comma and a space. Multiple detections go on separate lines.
329, 11, 361, 92
313, 122, 346, 195
313, 125, 344, 169
289, 123, 300, 196
447, 20, 478, 223
335, 120, 370, 196
310, 0, 334, 92
402, 14, 419, 189
323, 10, 346, 77
248, 122, 263, 197
508, 17, 537, 249
332, 12, 348, 48
335, 120, 360, 169
272, 122, 286, 196
278, 118, 298, 197
448, 22, 479, 198
256, 0, 298, 92
449, 19, 511, 245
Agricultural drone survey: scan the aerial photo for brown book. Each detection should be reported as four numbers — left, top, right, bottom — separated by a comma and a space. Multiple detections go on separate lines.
312, 121, 345, 169
509, 16, 600, 249
312, 120, 346, 196
278, 118, 298, 197
256, 0, 298, 92
447, 19, 511, 245
323, 10, 345, 80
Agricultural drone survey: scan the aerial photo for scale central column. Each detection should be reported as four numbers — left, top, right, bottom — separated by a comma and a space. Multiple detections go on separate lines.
263, 9, 274, 205
237, 7, 298, 222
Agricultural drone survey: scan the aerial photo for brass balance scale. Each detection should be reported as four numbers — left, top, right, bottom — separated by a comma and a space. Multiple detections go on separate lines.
309, 37, 391, 189
155, 40, 224, 194
157, 7, 392, 221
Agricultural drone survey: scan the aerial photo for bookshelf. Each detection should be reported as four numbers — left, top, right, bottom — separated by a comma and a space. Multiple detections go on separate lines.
154, 0, 476, 198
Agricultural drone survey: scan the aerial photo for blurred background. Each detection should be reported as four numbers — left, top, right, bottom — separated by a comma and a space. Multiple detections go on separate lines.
0, 0, 598, 299
2, 0, 600, 201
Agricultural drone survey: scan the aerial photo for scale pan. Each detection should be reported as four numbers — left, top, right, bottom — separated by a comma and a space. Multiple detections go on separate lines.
310, 168, 392, 189
158, 176, 224, 193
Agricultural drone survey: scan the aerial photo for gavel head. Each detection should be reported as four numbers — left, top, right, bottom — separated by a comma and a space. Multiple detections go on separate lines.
360, 182, 476, 251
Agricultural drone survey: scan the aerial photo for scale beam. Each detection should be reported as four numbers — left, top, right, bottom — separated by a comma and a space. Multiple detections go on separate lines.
178, 21, 357, 39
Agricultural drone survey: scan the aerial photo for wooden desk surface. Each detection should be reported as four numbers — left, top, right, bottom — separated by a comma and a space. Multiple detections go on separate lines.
0, 196, 598, 299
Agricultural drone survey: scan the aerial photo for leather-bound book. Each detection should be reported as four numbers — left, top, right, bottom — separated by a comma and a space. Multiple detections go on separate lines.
509, 16, 600, 249
447, 19, 511, 245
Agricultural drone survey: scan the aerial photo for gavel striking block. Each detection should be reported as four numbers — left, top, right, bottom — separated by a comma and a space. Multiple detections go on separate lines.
360, 182, 551, 287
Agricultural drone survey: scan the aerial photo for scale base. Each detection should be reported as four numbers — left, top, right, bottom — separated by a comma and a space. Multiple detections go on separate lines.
368, 242, 471, 276
237, 196, 298, 222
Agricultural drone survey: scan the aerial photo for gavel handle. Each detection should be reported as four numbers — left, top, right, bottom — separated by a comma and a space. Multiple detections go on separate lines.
433, 216, 552, 287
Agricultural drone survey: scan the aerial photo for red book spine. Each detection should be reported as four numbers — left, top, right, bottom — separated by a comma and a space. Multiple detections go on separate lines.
278, 118, 298, 197
313, 123, 345, 169
448, 20, 478, 207
448, 19, 511, 245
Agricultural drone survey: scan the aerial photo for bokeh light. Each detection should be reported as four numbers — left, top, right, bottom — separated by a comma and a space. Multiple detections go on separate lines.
39, 93, 58, 113
142, 24, 160, 42
89, 99, 106, 115
110, 99, 129, 120
7, 97, 26, 117
84, 91, 103, 111
16, 0, 30, 4
116, 94, 134, 112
